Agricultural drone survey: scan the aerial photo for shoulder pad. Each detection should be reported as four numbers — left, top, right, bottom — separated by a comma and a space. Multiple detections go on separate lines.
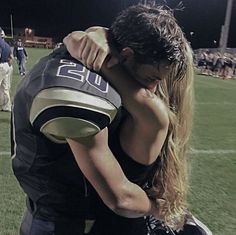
30, 87, 118, 143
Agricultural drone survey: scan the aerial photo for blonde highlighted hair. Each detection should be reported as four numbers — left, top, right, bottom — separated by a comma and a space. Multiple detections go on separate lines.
153, 44, 194, 229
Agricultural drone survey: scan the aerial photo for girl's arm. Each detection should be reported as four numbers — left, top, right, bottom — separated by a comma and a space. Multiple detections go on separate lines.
66, 128, 160, 218
64, 28, 169, 163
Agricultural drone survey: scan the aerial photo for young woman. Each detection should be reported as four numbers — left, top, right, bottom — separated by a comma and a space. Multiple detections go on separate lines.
63, 4, 212, 235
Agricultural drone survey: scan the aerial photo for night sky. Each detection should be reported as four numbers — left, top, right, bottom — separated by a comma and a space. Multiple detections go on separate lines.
1, 0, 236, 49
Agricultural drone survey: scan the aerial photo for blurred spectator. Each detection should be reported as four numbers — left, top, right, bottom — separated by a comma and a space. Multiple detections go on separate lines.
232, 54, 236, 77
195, 50, 236, 79
223, 54, 233, 80
212, 53, 224, 77
205, 52, 214, 76
13, 39, 28, 76
0, 27, 12, 112
54, 42, 63, 50
197, 52, 207, 74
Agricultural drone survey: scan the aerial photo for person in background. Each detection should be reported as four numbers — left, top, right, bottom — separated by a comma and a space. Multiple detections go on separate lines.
232, 54, 236, 77
222, 53, 233, 80
212, 53, 222, 77
0, 27, 12, 112
13, 39, 28, 76
54, 42, 63, 50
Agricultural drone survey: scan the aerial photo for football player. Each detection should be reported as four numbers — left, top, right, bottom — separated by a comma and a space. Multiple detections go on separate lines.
11, 43, 162, 234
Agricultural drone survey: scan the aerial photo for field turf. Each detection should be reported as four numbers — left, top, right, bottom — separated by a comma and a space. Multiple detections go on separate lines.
0, 48, 235, 235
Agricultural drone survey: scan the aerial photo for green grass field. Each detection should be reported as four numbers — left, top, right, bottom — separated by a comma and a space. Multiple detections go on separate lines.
0, 48, 236, 235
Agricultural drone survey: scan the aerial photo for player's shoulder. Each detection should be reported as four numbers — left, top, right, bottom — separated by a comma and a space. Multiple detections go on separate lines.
30, 87, 119, 143
27, 45, 121, 143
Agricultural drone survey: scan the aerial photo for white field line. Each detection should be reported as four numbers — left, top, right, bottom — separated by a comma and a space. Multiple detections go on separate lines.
189, 148, 236, 155
196, 102, 236, 105
1, 149, 236, 156
196, 79, 236, 89
0, 151, 11, 156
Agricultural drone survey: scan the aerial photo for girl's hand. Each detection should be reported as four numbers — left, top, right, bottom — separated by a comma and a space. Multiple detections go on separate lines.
63, 26, 118, 71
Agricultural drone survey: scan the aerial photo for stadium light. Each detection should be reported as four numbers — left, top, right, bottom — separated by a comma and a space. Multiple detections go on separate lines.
10, 14, 13, 38
220, 0, 233, 53
25, 28, 32, 41
190, 32, 194, 36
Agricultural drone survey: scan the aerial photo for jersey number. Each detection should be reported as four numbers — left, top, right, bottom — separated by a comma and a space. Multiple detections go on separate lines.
56, 59, 108, 93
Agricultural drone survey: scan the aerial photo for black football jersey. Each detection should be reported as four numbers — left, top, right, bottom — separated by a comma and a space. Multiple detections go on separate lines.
10, 46, 159, 221
11, 46, 121, 219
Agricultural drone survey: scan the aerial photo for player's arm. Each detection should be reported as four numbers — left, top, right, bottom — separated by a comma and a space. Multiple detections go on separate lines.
29, 86, 160, 219
66, 130, 159, 218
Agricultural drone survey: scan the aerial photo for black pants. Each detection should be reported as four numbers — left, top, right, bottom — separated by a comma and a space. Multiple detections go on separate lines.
20, 209, 86, 235
19, 197, 86, 235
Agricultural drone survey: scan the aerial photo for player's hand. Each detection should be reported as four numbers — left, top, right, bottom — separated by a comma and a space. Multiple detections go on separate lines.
149, 198, 166, 221
63, 27, 119, 71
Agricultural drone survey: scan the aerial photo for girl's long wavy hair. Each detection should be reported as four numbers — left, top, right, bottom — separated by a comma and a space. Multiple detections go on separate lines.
110, 4, 194, 229
153, 44, 194, 229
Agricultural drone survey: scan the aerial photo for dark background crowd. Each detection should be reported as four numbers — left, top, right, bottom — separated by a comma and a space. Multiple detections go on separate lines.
194, 49, 236, 80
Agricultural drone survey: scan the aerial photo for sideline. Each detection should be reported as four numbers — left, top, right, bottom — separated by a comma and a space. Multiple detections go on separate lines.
189, 148, 236, 155
196, 102, 236, 105
0, 151, 11, 156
